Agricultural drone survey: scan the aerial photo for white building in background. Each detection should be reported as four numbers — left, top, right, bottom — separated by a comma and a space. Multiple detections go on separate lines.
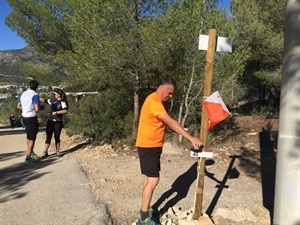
0, 84, 18, 89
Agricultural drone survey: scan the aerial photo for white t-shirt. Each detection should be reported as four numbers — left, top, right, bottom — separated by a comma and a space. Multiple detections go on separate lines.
18, 90, 40, 117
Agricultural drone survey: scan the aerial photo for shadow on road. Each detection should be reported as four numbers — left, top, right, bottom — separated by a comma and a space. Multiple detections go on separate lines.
0, 136, 89, 204
0, 125, 11, 129
0, 159, 59, 203
0, 151, 24, 162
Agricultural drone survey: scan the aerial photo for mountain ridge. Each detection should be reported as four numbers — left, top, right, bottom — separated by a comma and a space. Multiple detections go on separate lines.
0, 47, 45, 84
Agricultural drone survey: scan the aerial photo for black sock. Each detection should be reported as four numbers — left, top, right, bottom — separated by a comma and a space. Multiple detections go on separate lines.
140, 210, 148, 220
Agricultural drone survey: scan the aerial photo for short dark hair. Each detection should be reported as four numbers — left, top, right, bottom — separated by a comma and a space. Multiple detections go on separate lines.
158, 77, 177, 88
29, 80, 39, 91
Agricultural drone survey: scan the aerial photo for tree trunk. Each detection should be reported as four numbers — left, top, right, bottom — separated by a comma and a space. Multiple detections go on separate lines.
178, 60, 198, 143
132, 72, 140, 139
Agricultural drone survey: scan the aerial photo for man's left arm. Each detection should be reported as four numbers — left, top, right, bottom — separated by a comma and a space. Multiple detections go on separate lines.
17, 97, 22, 110
17, 102, 22, 110
32, 95, 41, 112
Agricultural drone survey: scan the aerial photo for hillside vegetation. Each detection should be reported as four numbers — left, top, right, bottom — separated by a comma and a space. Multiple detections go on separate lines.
2, 0, 285, 145
0, 47, 38, 83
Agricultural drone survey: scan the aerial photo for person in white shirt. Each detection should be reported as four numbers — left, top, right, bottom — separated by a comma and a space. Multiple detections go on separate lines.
17, 80, 43, 163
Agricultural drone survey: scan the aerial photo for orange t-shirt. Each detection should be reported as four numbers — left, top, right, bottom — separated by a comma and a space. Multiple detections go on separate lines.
136, 92, 167, 147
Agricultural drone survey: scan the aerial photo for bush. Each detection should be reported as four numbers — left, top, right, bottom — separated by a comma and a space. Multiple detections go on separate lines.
0, 95, 19, 125
67, 89, 133, 143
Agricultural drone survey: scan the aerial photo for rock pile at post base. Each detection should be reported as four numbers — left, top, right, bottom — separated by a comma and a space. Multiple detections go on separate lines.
131, 202, 270, 225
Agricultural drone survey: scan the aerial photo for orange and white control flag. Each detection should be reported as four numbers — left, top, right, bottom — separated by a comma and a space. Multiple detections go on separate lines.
203, 91, 230, 130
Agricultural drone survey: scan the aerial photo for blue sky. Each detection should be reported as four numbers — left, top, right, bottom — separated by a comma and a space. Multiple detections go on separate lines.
0, 0, 27, 50
0, 0, 230, 51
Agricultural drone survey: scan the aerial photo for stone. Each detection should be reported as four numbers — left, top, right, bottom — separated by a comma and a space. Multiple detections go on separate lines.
178, 219, 197, 225
197, 215, 215, 225
233, 207, 257, 222
214, 207, 245, 222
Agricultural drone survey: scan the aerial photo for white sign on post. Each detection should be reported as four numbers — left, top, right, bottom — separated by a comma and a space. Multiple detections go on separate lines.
190, 150, 214, 158
198, 34, 233, 53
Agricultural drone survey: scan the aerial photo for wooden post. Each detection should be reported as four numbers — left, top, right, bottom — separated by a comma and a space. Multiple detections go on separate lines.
193, 28, 217, 220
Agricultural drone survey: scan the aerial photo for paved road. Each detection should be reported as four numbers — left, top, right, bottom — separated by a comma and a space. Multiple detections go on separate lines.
0, 126, 113, 225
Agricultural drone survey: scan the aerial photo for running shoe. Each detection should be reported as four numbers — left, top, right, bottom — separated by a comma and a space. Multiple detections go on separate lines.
25, 157, 40, 163
56, 152, 61, 157
42, 152, 49, 158
30, 152, 41, 160
137, 217, 161, 225
148, 208, 153, 218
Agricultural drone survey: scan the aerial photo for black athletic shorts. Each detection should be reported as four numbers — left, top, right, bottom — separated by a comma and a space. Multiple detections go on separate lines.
23, 116, 39, 141
138, 147, 163, 177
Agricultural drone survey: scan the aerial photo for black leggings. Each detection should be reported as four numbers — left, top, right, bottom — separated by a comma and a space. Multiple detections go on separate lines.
45, 120, 63, 144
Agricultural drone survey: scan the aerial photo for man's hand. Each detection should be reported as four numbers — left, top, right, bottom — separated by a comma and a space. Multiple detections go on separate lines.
189, 137, 203, 149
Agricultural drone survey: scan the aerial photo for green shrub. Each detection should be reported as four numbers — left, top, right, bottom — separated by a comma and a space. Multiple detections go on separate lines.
0, 95, 19, 125
67, 89, 133, 143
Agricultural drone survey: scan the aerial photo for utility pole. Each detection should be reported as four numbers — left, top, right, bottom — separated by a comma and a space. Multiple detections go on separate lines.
273, 0, 300, 224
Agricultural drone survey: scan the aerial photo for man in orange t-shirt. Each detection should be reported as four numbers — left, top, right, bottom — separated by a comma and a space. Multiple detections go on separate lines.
136, 77, 203, 225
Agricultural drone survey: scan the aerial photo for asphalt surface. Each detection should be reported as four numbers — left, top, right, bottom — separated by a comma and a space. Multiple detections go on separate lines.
0, 126, 113, 225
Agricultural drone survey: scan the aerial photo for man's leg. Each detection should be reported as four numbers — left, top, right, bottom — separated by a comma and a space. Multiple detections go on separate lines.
26, 139, 35, 157
137, 147, 162, 223
24, 117, 39, 161
141, 176, 159, 212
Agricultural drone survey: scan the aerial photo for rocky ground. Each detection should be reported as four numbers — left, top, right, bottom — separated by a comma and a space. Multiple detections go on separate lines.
55, 115, 278, 225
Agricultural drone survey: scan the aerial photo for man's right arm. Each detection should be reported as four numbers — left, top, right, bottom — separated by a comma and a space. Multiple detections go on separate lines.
157, 113, 203, 147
